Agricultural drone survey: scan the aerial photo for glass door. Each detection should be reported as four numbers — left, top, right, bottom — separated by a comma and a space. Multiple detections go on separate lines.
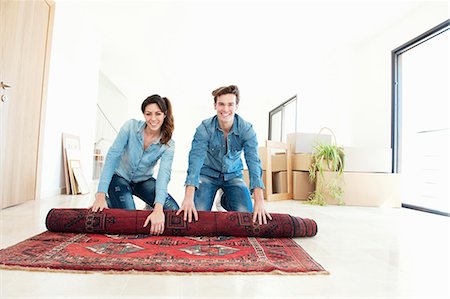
393, 21, 449, 215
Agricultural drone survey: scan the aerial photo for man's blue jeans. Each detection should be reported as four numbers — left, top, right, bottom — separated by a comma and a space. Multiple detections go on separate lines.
194, 174, 253, 212
107, 174, 179, 210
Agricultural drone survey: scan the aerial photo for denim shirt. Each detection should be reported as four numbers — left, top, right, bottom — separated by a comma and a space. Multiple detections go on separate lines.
185, 114, 264, 191
97, 119, 175, 205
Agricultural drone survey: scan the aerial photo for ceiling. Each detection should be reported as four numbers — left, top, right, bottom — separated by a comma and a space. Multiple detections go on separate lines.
72, 0, 428, 104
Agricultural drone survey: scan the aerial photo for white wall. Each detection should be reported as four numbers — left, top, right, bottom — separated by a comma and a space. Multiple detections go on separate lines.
347, 2, 448, 148
113, 2, 361, 172
95, 71, 128, 157
40, 2, 100, 198
115, 1, 448, 172
39, 1, 448, 196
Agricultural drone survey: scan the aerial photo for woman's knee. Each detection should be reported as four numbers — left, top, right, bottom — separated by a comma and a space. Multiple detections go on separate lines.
107, 192, 135, 209
108, 176, 135, 209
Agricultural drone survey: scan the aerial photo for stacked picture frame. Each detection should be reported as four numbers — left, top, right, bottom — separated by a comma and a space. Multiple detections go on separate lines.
62, 133, 89, 195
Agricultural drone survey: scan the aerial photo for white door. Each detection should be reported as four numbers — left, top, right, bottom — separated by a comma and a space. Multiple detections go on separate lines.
0, 0, 53, 208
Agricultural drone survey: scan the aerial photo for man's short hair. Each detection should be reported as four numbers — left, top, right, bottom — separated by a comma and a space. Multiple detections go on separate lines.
212, 85, 240, 104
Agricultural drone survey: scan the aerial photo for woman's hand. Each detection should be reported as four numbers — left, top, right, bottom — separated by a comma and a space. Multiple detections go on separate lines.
91, 192, 108, 212
176, 185, 198, 222
144, 203, 165, 235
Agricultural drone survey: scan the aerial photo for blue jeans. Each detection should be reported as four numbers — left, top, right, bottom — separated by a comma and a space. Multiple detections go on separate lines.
107, 174, 179, 210
194, 174, 253, 212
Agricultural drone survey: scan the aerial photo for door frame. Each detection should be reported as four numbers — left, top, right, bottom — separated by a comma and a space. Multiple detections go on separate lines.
35, 0, 56, 201
391, 19, 449, 216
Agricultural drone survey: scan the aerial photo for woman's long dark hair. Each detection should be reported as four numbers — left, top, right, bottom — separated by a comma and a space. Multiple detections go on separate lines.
141, 94, 174, 145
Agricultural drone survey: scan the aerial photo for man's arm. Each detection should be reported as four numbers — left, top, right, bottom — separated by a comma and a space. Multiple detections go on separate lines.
242, 124, 272, 224
252, 187, 272, 224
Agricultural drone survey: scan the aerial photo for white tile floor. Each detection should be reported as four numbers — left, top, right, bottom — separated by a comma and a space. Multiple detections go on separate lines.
1, 174, 449, 298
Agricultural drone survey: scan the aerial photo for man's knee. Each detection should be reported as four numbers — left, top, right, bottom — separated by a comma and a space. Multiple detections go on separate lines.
221, 184, 253, 212
194, 176, 218, 211
163, 196, 180, 210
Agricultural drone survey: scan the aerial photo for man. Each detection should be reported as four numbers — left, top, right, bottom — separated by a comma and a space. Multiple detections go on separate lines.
177, 85, 272, 224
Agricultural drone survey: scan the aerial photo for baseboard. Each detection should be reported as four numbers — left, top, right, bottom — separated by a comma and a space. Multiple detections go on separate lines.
40, 186, 66, 199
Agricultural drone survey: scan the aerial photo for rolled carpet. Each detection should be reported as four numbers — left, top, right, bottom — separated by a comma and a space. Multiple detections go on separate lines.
46, 208, 318, 238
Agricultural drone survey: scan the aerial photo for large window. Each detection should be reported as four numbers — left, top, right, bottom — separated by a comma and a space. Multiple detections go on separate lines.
392, 20, 449, 216
268, 95, 297, 142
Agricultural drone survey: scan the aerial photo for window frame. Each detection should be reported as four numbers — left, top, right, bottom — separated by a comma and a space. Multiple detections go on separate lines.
391, 19, 449, 174
391, 19, 449, 216
268, 95, 297, 141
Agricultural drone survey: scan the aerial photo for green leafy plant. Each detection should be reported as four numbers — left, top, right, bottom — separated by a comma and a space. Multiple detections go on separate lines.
307, 128, 345, 206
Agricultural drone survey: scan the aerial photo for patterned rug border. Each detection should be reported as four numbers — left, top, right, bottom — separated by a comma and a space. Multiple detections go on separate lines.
0, 231, 328, 275
0, 264, 330, 275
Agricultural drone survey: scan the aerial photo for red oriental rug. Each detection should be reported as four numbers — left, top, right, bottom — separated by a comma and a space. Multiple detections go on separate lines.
45, 208, 318, 238
0, 231, 328, 275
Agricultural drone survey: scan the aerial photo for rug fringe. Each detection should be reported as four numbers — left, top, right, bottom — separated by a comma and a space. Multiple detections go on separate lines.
0, 264, 329, 276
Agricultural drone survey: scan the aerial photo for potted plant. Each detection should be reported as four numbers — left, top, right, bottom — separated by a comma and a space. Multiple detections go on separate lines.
307, 127, 345, 206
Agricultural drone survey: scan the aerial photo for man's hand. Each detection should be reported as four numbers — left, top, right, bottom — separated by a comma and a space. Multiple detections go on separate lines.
252, 188, 272, 225
143, 203, 165, 235
176, 185, 198, 222
91, 192, 108, 212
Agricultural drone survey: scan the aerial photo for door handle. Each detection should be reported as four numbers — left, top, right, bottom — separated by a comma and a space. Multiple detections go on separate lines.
1, 82, 11, 102
1, 82, 11, 90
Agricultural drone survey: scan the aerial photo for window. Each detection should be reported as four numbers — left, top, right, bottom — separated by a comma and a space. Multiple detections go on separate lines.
392, 20, 449, 216
268, 95, 297, 142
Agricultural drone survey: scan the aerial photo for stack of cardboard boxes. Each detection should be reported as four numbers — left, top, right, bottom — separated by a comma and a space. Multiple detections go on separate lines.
287, 132, 331, 200
243, 133, 402, 207
291, 153, 315, 200
258, 147, 288, 194
242, 141, 292, 200
288, 133, 401, 207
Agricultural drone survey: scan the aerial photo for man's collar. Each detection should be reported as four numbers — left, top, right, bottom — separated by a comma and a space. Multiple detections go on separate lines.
214, 115, 240, 135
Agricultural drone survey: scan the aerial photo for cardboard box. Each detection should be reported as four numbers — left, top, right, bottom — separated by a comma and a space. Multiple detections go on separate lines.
273, 171, 288, 193
287, 132, 332, 154
293, 171, 315, 200
343, 147, 392, 173
292, 153, 313, 171
316, 171, 401, 207
258, 147, 287, 171
293, 153, 332, 172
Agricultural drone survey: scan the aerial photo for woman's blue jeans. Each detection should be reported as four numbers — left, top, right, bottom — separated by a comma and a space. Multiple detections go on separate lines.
194, 174, 253, 212
106, 174, 179, 210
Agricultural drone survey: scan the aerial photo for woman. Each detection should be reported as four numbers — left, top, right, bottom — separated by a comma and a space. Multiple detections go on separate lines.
91, 94, 179, 235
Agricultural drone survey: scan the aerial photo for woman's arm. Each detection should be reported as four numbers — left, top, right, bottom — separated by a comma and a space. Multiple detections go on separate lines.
177, 124, 209, 222
144, 141, 175, 235
154, 140, 175, 205
184, 123, 209, 188
91, 120, 132, 211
